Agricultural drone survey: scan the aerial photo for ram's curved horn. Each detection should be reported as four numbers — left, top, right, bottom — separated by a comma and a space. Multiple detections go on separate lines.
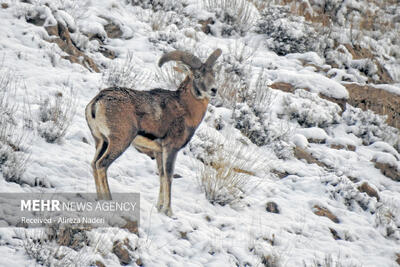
204, 48, 222, 68
158, 50, 202, 70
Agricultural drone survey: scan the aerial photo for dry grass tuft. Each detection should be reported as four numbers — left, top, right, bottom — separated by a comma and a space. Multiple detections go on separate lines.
196, 130, 264, 205
37, 85, 76, 143
20, 224, 93, 267
203, 0, 258, 36
102, 52, 148, 89
0, 65, 31, 182
155, 61, 188, 89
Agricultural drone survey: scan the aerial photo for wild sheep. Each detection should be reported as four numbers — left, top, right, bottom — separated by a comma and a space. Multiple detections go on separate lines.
85, 49, 222, 216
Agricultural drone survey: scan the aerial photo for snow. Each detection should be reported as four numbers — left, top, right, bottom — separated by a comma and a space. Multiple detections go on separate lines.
0, 0, 399, 266
297, 127, 328, 141
373, 152, 399, 168
374, 83, 400, 96
54, 10, 77, 32
369, 141, 400, 160
268, 69, 349, 99
292, 134, 308, 149
286, 52, 325, 66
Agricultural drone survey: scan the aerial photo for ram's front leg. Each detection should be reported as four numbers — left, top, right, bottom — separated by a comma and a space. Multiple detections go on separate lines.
161, 147, 178, 217
155, 152, 165, 211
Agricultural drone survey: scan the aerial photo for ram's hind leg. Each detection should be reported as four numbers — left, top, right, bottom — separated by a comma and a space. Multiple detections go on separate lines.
95, 134, 134, 200
91, 136, 108, 198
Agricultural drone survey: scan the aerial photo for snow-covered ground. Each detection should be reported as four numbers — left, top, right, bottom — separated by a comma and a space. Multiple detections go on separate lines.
0, 0, 399, 266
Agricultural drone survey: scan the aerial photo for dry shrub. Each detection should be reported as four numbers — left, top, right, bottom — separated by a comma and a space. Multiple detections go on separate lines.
203, 0, 258, 36
196, 130, 263, 205
232, 70, 282, 145
198, 151, 249, 205
240, 69, 273, 114
37, 85, 76, 143
222, 40, 256, 79
102, 52, 148, 89
0, 68, 22, 147
0, 66, 31, 182
261, 253, 281, 267
129, 0, 183, 12
249, 0, 272, 12
149, 10, 171, 31
303, 253, 362, 267
256, 5, 319, 56
212, 65, 249, 108
55, 0, 91, 21
212, 42, 256, 108
375, 199, 399, 238
212, 41, 257, 108
20, 224, 93, 267
226, 40, 257, 65
137, 9, 172, 32
155, 61, 187, 89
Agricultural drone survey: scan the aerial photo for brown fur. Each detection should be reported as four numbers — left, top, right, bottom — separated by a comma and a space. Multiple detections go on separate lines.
87, 77, 208, 151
